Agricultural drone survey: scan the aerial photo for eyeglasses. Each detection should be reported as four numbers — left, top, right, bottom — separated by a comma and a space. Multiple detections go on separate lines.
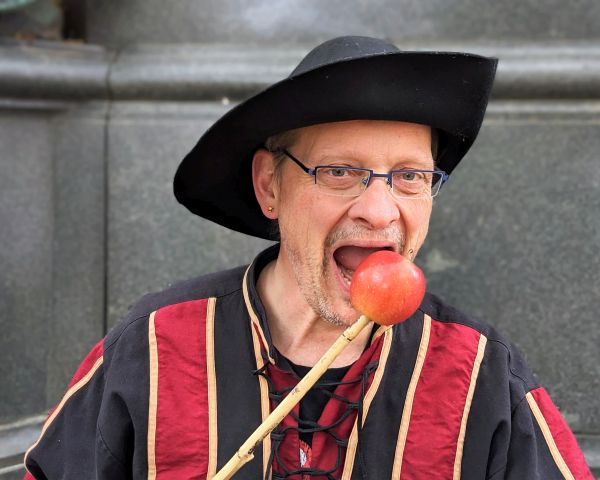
277, 149, 448, 199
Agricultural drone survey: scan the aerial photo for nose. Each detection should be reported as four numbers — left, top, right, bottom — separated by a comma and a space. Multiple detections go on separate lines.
347, 176, 401, 229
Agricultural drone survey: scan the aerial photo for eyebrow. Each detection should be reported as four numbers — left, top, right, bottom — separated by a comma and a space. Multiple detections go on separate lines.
314, 153, 435, 170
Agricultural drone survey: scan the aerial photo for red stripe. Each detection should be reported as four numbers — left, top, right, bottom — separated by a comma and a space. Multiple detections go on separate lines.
154, 299, 209, 479
267, 364, 302, 477
45, 340, 104, 419
530, 387, 594, 480
25, 340, 105, 478
66, 339, 104, 389
401, 320, 481, 478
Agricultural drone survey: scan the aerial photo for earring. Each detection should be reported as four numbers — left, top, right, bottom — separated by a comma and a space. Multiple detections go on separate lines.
267, 206, 274, 212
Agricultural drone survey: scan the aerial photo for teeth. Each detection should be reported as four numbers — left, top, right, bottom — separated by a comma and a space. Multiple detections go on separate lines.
338, 264, 354, 285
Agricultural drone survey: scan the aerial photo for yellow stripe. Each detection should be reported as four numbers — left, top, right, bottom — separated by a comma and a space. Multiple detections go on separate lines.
147, 311, 158, 480
23, 355, 104, 473
242, 266, 275, 364
360, 327, 393, 425
453, 334, 488, 480
341, 327, 393, 480
526, 392, 575, 480
242, 267, 272, 478
371, 324, 392, 343
206, 297, 219, 477
391, 314, 432, 479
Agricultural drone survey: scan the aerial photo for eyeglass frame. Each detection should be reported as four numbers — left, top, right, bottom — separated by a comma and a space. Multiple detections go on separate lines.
273, 148, 449, 198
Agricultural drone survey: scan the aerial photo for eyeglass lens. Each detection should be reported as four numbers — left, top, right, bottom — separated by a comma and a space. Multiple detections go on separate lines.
315, 167, 443, 198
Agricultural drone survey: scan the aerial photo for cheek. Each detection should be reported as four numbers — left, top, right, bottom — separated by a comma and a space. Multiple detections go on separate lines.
402, 200, 432, 236
280, 186, 340, 227
277, 190, 318, 245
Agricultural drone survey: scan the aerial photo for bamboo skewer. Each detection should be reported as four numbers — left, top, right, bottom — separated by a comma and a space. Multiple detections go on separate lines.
212, 314, 372, 480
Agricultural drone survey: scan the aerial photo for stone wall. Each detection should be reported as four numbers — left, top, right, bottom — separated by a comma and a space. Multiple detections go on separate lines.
0, 1, 598, 477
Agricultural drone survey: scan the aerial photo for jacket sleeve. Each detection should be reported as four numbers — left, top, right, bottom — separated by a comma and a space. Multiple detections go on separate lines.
491, 386, 594, 480
23, 337, 134, 479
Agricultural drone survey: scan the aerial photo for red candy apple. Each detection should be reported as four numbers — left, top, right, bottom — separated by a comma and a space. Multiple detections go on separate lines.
350, 250, 426, 326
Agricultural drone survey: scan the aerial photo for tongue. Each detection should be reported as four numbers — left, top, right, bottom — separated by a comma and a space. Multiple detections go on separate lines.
334, 246, 386, 271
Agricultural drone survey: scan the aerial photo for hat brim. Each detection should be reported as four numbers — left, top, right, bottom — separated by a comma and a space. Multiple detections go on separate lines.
174, 51, 497, 240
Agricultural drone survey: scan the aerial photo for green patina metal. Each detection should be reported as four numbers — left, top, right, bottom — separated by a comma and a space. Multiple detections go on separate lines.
0, 0, 37, 13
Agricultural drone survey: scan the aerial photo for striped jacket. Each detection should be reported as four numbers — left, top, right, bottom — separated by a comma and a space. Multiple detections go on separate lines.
24, 246, 593, 479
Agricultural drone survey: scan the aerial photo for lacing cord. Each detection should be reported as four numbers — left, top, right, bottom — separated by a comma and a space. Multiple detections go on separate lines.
253, 361, 379, 480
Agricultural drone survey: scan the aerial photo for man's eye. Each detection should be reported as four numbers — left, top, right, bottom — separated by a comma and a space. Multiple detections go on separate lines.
401, 172, 417, 181
329, 168, 348, 177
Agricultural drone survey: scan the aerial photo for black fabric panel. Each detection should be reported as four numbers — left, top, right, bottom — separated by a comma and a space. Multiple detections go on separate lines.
100, 315, 151, 479
96, 433, 130, 480
501, 397, 566, 480
214, 288, 266, 478
460, 338, 513, 479
26, 369, 105, 479
350, 313, 424, 480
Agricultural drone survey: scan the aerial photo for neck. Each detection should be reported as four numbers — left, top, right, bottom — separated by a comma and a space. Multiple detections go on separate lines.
256, 256, 373, 368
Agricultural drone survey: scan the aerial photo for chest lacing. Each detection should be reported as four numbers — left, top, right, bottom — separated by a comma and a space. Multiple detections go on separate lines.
253, 361, 379, 480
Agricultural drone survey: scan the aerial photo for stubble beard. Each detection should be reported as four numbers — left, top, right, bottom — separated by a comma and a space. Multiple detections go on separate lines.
281, 224, 405, 327
282, 237, 347, 327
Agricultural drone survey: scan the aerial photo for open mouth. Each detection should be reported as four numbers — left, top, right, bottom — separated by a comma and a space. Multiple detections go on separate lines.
333, 245, 394, 288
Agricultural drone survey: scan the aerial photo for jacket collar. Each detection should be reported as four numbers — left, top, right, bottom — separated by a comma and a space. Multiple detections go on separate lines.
243, 243, 280, 364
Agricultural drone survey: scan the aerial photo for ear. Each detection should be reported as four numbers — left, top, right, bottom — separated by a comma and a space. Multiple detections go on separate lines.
252, 148, 279, 220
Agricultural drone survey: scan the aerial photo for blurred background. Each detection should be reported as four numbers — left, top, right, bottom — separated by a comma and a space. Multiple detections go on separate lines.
0, 0, 599, 477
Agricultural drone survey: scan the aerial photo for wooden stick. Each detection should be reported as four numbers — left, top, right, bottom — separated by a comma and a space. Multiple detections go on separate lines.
212, 314, 373, 480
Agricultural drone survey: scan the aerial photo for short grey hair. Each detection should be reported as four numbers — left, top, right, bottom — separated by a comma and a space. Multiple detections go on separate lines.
264, 129, 301, 179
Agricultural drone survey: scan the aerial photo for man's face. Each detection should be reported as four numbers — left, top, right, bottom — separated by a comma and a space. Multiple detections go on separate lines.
264, 120, 434, 326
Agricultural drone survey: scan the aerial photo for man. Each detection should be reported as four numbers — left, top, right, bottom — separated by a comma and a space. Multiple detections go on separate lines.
24, 36, 593, 479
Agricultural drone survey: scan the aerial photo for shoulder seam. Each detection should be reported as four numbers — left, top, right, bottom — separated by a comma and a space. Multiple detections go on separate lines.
215, 286, 242, 300
104, 314, 148, 352
486, 338, 534, 390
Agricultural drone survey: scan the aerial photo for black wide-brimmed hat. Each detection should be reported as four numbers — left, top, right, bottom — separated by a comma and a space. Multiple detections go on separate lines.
174, 36, 497, 240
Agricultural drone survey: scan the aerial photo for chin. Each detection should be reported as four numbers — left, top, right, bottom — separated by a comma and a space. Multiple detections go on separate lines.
316, 295, 360, 327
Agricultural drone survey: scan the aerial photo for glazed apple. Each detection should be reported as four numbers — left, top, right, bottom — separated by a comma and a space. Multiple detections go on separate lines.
350, 250, 426, 325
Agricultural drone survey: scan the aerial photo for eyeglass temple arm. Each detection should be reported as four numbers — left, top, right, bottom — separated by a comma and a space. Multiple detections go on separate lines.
273, 148, 317, 175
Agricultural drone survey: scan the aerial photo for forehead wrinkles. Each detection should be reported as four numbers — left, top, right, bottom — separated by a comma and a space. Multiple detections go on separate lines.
296, 127, 433, 168
297, 127, 370, 160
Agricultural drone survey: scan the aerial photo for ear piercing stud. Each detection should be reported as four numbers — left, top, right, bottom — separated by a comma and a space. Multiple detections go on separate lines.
267, 206, 274, 212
